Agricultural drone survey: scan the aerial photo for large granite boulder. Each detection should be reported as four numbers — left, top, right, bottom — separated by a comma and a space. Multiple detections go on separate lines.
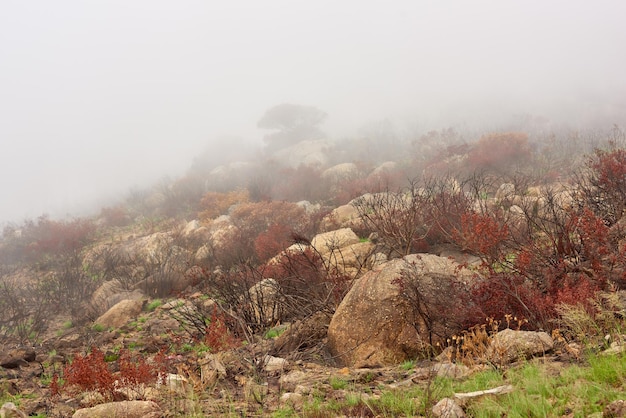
327, 254, 477, 367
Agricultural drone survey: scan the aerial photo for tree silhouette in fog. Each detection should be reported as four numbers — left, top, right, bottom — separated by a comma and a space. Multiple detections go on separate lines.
257, 103, 327, 151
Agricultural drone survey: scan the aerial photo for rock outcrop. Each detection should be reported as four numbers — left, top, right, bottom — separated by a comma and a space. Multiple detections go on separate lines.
327, 253, 477, 367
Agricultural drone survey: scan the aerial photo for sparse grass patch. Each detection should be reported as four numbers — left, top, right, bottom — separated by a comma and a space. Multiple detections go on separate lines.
329, 376, 349, 390
146, 299, 162, 312
400, 359, 416, 371
92, 323, 105, 332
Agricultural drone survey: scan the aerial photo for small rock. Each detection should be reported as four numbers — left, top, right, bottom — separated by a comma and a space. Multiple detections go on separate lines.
279, 370, 308, 392
0, 402, 27, 418
604, 399, 626, 417
432, 397, 465, 418
263, 355, 288, 372
280, 392, 304, 407
0, 348, 36, 369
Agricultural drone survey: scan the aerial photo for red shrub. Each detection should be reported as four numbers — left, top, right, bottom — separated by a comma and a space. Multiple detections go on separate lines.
204, 306, 240, 351
254, 224, 293, 262
583, 147, 626, 225
470, 273, 555, 330
270, 165, 331, 203
62, 347, 115, 399
22, 216, 95, 261
453, 211, 510, 266
467, 132, 532, 173
118, 349, 161, 389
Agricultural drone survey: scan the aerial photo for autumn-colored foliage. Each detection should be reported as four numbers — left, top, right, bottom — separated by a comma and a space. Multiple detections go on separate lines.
203, 306, 240, 351
99, 205, 131, 227
254, 224, 293, 262
454, 212, 510, 266
582, 146, 626, 225
61, 347, 115, 399
118, 349, 162, 390
198, 189, 249, 222
57, 347, 165, 401
467, 132, 532, 173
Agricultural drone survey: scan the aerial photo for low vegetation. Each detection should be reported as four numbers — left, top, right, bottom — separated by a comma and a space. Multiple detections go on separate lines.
1, 125, 626, 416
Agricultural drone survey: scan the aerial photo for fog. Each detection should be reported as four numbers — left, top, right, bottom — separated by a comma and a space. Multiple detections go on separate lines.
1, 1, 625, 224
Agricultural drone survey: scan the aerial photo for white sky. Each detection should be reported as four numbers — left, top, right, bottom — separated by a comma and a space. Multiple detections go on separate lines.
1, 1, 625, 223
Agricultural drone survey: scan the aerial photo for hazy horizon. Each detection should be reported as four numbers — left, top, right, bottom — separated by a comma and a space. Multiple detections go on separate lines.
2, 1, 625, 224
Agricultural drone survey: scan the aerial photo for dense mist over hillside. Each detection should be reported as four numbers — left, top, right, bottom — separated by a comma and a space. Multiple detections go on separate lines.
1, 1, 625, 224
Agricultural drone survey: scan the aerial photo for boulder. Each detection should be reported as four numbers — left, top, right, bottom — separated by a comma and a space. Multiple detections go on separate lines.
327, 254, 476, 367
90, 279, 124, 316
0, 348, 36, 369
248, 278, 281, 325
495, 183, 515, 200
320, 203, 362, 231
273, 139, 333, 168
273, 311, 330, 356
487, 329, 554, 364
332, 241, 376, 277
311, 228, 360, 255
95, 299, 144, 329
321, 163, 360, 184
0, 402, 27, 418
72, 400, 161, 418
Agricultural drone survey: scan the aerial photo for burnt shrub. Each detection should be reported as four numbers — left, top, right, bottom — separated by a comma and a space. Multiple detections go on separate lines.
99, 205, 131, 228
579, 145, 626, 226
467, 132, 533, 174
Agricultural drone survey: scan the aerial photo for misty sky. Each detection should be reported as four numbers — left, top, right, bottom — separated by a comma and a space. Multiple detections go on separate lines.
1, 1, 625, 224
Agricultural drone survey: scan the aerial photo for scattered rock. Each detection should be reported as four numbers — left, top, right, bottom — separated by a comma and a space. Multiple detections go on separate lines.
311, 228, 360, 255
200, 353, 227, 387
264, 355, 289, 372
279, 370, 309, 392
272, 311, 330, 356
0, 348, 36, 369
487, 329, 554, 364
248, 278, 281, 325
95, 298, 144, 329
72, 400, 162, 418
280, 392, 304, 407
604, 399, 626, 417
0, 402, 27, 418
432, 398, 465, 418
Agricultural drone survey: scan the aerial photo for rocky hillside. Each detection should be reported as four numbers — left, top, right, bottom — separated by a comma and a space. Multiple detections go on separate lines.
2, 127, 626, 416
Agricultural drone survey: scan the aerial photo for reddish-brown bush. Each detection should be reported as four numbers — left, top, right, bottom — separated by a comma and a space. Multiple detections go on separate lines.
467, 132, 532, 174
254, 224, 293, 262
19, 216, 96, 262
270, 165, 331, 203
99, 205, 131, 227
59, 347, 165, 401
581, 146, 626, 225
198, 189, 249, 223
453, 211, 510, 266
118, 349, 160, 387
204, 306, 240, 351
470, 273, 554, 330
61, 347, 115, 399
